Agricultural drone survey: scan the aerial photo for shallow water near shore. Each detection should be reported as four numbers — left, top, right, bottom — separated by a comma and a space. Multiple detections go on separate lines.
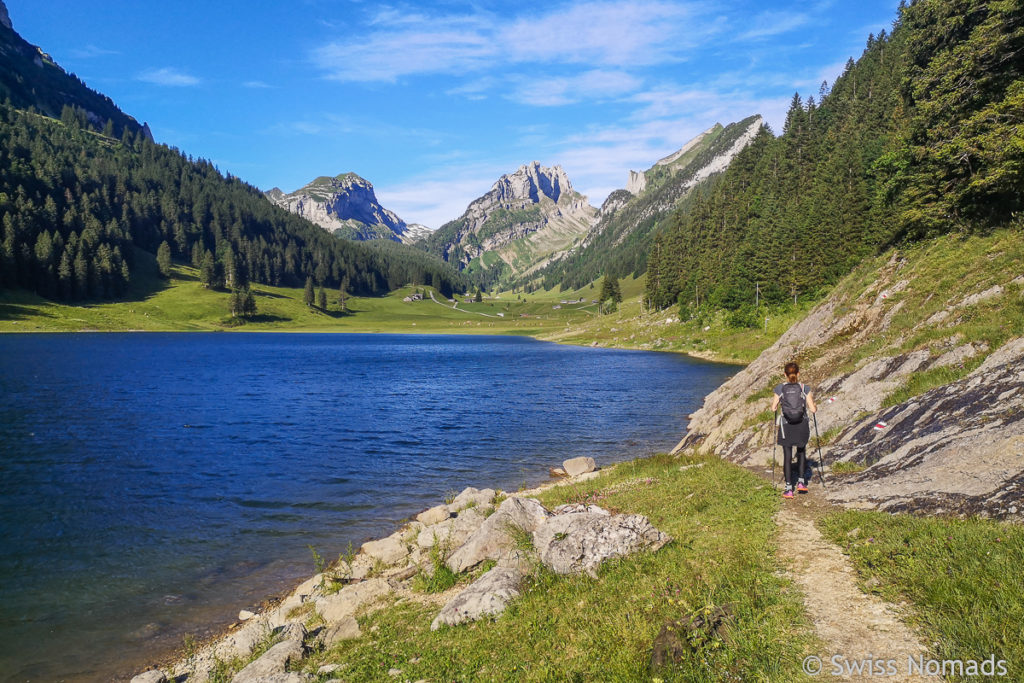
0, 332, 735, 681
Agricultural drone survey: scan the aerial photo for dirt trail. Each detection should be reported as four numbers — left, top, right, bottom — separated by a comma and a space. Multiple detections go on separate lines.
771, 477, 931, 681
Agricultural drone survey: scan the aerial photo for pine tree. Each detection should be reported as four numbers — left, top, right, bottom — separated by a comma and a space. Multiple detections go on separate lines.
338, 275, 350, 312
317, 286, 327, 310
200, 251, 217, 289
156, 241, 172, 278
304, 276, 315, 306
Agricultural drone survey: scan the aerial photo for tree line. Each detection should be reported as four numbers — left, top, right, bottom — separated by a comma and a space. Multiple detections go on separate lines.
0, 102, 469, 302
645, 0, 1022, 317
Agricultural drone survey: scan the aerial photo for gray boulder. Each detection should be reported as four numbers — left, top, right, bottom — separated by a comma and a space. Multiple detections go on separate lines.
315, 578, 390, 624
360, 532, 409, 565
321, 615, 361, 648
562, 456, 597, 476
416, 507, 486, 550
533, 510, 671, 577
130, 672, 167, 683
430, 566, 523, 630
231, 638, 304, 683
416, 504, 452, 526
447, 486, 496, 511
446, 497, 549, 573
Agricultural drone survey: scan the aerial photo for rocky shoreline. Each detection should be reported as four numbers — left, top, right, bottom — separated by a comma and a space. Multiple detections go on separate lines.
131, 457, 671, 683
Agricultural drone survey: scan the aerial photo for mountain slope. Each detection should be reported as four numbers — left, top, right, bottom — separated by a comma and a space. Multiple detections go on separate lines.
646, 0, 1023, 314
0, 0, 147, 138
421, 162, 597, 290
266, 173, 425, 244
540, 115, 762, 291
0, 103, 467, 301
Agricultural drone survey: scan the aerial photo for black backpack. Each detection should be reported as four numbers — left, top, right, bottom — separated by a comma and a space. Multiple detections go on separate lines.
779, 383, 807, 424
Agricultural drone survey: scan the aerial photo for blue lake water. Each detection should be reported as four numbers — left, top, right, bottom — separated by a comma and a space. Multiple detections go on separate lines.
0, 333, 735, 681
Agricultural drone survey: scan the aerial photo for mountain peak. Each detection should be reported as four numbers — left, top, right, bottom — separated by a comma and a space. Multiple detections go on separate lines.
0, 1, 12, 30
267, 172, 415, 242
489, 161, 574, 205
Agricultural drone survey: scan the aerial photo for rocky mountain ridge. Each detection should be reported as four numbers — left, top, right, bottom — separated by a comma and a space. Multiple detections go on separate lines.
421, 161, 597, 288
539, 115, 763, 291
266, 173, 423, 243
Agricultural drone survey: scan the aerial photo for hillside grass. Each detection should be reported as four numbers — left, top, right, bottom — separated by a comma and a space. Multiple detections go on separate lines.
529, 275, 817, 364
0, 260, 596, 336
298, 454, 818, 682
821, 511, 1024, 681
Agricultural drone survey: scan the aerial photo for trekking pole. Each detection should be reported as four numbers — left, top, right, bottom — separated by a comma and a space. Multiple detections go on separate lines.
812, 412, 827, 489
771, 409, 778, 485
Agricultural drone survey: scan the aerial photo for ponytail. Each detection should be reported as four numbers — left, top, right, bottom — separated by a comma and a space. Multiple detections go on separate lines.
784, 361, 799, 383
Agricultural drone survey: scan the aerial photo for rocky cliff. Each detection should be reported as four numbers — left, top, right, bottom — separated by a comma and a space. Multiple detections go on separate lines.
422, 161, 597, 287
266, 173, 422, 243
538, 115, 762, 291
674, 230, 1024, 520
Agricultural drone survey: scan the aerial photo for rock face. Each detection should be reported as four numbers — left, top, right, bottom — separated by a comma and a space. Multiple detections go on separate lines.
534, 511, 671, 577
0, 1, 12, 30
266, 173, 421, 243
675, 253, 1024, 520
422, 161, 597, 286
430, 566, 524, 630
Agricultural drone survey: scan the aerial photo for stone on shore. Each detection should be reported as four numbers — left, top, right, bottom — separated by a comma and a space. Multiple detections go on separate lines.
431, 566, 524, 630
315, 578, 391, 624
360, 532, 409, 565
231, 637, 305, 683
238, 609, 255, 621
130, 671, 167, 683
416, 506, 486, 550
446, 497, 549, 573
416, 504, 452, 526
533, 509, 671, 577
447, 486, 496, 512
321, 615, 362, 647
562, 456, 597, 477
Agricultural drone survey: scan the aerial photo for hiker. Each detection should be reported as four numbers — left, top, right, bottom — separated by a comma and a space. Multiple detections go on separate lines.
771, 361, 816, 498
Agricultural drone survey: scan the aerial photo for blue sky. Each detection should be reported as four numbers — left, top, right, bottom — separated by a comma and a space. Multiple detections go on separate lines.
9, 0, 898, 228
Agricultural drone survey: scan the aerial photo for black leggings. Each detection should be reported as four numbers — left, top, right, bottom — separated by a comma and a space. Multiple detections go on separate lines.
782, 445, 806, 487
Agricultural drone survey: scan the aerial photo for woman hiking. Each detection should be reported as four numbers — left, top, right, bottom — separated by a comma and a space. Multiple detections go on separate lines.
771, 361, 817, 499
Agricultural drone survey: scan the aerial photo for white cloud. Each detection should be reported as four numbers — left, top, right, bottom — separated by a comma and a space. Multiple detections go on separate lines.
69, 44, 119, 59
376, 167, 508, 229
508, 70, 642, 107
738, 10, 810, 40
243, 80, 273, 89
311, 1, 716, 84
137, 67, 201, 87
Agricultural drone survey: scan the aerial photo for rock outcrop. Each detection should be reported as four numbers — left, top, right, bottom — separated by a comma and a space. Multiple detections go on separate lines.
421, 162, 597, 286
674, 250, 1024, 519
0, 1, 12, 30
266, 173, 418, 243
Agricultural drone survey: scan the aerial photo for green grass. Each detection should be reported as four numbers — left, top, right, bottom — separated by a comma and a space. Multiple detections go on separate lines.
298, 454, 818, 681
820, 510, 1024, 681
828, 461, 866, 475
881, 363, 978, 408
0, 260, 597, 336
